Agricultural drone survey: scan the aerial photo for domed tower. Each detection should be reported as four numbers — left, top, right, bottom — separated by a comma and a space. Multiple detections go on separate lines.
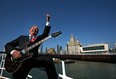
67, 33, 81, 54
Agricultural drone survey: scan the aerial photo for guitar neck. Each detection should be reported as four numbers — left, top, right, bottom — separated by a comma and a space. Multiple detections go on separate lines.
21, 31, 62, 54
25, 35, 52, 52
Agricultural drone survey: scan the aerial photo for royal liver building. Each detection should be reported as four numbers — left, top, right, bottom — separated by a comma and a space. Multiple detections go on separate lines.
67, 34, 81, 54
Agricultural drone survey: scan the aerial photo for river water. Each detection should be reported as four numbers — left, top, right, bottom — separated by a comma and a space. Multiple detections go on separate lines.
2, 61, 116, 79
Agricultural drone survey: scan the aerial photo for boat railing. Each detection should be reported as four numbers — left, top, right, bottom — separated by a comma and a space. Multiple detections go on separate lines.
0, 53, 10, 79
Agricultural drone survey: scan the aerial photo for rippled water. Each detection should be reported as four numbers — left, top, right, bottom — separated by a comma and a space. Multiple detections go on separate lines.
2, 61, 116, 79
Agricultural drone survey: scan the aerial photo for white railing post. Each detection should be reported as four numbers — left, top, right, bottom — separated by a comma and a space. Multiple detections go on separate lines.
0, 53, 10, 79
58, 60, 74, 79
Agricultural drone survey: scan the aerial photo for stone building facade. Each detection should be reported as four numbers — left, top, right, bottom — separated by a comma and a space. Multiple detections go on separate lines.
67, 34, 81, 54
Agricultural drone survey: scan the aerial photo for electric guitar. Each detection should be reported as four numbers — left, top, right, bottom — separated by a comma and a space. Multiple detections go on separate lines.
4, 31, 62, 73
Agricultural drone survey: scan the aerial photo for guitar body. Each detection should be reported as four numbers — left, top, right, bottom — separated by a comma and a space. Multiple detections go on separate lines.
4, 42, 33, 73
5, 53, 33, 73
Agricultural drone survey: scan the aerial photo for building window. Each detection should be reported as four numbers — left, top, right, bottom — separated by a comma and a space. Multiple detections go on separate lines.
83, 46, 105, 51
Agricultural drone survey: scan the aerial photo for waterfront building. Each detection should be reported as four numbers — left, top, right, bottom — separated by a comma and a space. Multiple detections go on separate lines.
80, 43, 109, 54
57, 45, 63, 54
47, 48, 56, 54
67, 34, 81, 54
66, 34, 109, 55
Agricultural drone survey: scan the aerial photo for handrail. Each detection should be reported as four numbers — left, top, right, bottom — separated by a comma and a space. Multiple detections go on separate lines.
1, 51, 116, 64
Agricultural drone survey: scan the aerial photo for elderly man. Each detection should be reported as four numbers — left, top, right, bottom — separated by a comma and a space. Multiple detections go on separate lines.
5, 14, 58, 79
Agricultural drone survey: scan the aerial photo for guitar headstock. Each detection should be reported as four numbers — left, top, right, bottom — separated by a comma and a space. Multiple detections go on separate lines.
51, 31, 62, 38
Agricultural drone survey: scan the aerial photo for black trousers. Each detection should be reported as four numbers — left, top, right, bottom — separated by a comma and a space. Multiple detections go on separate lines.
12, 55, 58, 79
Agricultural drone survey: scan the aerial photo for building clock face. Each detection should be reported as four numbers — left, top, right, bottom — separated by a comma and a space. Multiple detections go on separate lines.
70, 42, 74, 45
70, 39, 74, 44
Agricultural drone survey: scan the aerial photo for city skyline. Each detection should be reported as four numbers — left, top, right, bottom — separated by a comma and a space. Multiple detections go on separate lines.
0, 0, 116, 51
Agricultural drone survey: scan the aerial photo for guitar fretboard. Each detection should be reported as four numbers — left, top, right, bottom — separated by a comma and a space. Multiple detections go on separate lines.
23, 35, 51, 53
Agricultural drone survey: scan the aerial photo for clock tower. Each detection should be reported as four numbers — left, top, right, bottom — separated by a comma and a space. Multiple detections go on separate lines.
67, 34, 81, 54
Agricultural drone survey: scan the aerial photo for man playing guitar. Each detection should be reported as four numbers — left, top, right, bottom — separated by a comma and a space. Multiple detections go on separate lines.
4, 14, 58, 79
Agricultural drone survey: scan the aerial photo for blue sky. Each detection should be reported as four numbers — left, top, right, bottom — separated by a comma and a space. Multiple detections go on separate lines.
0, 0, 116, 51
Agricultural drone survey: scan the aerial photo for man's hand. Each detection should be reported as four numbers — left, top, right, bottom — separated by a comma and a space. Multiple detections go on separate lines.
12, 50, 21, 59
46, 13, 50, 22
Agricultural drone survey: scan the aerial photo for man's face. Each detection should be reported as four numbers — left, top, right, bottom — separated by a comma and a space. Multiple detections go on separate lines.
29, 26, 39, 36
